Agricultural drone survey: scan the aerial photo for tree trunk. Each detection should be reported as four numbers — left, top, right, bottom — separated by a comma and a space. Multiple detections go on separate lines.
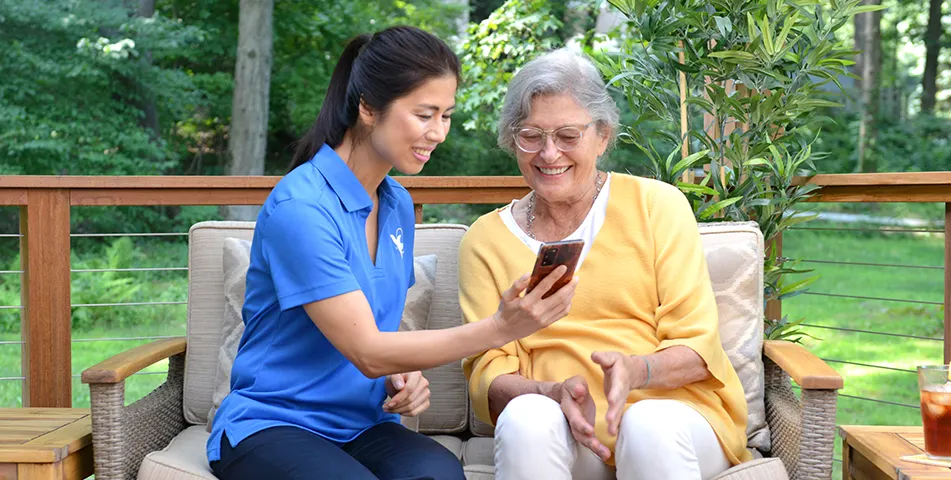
137, 0, 155, 17
595, 3, 624, 34
921, 0, 944, 114
853, 9, 866, 94
561, 1, 598, 39
443, 0, 469, 37
856, 0, 881, 173
224, 0, 274, 221
136, 0, 160, 141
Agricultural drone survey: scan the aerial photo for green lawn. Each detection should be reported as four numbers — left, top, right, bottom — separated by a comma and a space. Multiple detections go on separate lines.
783, 224, 945, 476
0, 322, 186, 407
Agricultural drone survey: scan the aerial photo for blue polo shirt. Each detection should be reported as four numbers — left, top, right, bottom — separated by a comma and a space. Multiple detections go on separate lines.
207, 144, 416, 462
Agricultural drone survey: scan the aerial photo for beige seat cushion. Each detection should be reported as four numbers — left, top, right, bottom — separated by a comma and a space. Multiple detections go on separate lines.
138, 425, 217, 480
463, 465, 495, 480
457, 439, 783, 480
429, 435, 464, 460
462, 437, 494, 468
711, 458, 789, 480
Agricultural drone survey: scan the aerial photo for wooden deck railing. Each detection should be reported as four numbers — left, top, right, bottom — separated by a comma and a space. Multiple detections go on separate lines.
0, 172, 948, 407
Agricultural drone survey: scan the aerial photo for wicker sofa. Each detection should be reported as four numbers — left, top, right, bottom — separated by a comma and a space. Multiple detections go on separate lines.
81, 220, 843, 480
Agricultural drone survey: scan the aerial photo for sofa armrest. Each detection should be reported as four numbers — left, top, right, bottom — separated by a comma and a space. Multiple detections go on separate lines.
81, 337, 186, 384
764, 340, 843, 390
83, 342, 187, 480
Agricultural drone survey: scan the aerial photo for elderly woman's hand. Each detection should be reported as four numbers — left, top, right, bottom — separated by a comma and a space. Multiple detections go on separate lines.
592, 352, 648, 437
557, 376, 611, 461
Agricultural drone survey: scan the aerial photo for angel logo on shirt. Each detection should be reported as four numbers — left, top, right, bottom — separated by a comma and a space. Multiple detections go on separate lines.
389, 228, 404, 258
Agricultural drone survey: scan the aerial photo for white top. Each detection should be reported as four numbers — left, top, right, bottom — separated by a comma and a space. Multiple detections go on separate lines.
500, 173, 612, 269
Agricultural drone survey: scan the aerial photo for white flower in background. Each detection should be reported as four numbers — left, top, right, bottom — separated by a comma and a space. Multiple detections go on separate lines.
76, 37, 137, 60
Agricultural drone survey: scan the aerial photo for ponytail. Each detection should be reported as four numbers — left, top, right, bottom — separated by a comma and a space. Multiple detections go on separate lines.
289, 34, 371, 172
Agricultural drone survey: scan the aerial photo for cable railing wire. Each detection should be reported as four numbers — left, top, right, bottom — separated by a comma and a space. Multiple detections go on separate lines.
820, 358, 917, 374
791, 386, 919, 409
789, 226, 944, 233
0, 267, 186, 275
71, 301, 186, 308
799, 323, 942, 342
796, 259, 944, 270
803, 292, 943, 306
71, 267, 188, 273
70, 232, 187, 238
72, 335, 178, 343
70, 371, 167, 378
839, 393, 920, 410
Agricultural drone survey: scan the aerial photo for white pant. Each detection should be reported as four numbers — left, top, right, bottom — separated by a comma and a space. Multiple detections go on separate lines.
494, 394, 731, 480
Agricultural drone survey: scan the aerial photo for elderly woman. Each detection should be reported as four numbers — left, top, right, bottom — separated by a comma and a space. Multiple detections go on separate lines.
459, 48, 753, 480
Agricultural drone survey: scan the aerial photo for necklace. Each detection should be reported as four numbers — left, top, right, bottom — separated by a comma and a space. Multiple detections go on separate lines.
526, 171, 604, 240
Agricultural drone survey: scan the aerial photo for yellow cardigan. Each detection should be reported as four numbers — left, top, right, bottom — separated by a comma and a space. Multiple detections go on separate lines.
459, 173, 752, 466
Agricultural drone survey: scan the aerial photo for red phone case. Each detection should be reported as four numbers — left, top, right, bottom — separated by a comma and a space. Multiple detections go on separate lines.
526, 239, 584, 299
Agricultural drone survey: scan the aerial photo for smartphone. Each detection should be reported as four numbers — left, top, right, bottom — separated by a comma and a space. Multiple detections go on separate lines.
526, 239, 584, 299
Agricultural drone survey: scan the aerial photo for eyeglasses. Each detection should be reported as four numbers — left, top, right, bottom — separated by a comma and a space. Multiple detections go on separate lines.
513, 122, 595, 153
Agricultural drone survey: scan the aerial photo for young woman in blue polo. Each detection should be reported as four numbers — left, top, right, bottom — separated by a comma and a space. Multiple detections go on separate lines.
206, 26, 578, 480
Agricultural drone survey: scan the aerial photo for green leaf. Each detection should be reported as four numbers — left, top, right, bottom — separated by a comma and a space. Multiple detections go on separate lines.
698, 196, 743, 219
709, 50, 757, 61
852, 4, 887, 13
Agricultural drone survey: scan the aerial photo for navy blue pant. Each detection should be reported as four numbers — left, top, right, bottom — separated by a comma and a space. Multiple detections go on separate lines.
210, 422, 465, 480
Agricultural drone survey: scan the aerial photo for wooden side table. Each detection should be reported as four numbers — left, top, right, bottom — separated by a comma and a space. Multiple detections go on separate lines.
840, 425, 951, 479
0, 408, 93, 480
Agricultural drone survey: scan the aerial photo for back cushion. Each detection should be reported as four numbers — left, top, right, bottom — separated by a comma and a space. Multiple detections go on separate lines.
698, 221, 769, 451
183, 221, 471, 433
183, 221, 256, 425
413, 225, 470, 435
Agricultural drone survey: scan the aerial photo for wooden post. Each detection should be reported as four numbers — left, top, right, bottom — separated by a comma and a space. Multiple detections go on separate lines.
679, 44, 689, 160
766, 232, 783, 322
678, 42, 695, 184
20, 189, 72, 407
414, 204, 423, 224
944, 202, 950, 364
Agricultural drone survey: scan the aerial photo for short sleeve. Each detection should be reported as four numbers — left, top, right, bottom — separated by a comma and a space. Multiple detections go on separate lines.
650, 184, 731, 390
262, 200, 361, 311
458, 227, 520, 426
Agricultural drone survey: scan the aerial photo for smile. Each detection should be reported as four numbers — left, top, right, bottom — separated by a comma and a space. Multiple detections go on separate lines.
412, 148, 432, 161
537, 166, 571, 175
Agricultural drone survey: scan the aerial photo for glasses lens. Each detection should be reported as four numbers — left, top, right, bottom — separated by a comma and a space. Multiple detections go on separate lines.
516, 129, 544, 152
554, 127, 583, 151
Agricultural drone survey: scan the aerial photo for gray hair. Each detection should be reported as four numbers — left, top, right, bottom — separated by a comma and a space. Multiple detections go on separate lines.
497, 48, 620, 154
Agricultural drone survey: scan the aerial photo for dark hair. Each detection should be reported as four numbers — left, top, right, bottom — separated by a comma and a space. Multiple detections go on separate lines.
289, 26, 462, 172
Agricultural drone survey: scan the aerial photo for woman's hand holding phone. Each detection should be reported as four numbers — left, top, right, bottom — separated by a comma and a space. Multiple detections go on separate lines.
491, 267, 578, 343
